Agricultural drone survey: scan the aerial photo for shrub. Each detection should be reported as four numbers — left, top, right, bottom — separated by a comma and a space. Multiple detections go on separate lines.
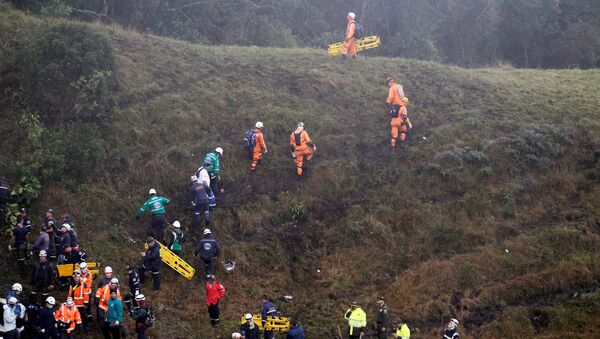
18, 21, 117, 127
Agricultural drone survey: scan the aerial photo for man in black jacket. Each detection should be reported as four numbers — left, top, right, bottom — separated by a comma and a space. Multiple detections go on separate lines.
37, 296, 58, 339
139, 237, 162, 291
30, 250, 56, 304
194, 228, 221, 276
442, 318, 460, 339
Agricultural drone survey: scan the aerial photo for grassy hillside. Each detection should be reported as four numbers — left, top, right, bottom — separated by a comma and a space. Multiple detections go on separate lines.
1, 5, 600, 338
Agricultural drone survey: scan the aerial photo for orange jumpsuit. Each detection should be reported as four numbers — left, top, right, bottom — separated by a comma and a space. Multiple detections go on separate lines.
387, 82, 411, 147
251, 128, 267, 171
290, 129, 315, 176
341, 19, 357, 57
55, 303, 82, 334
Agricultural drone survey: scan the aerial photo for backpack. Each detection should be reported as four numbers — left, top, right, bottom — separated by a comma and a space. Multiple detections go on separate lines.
144, 306, 156, 327
244, 130, 257, 150
170, 231, 182, 252
354, 22, 364, 39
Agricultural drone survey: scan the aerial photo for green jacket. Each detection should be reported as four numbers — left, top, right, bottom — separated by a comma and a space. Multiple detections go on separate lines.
138, 195, 171, 215
105, 296, 123, 323
203, 152, 220, 178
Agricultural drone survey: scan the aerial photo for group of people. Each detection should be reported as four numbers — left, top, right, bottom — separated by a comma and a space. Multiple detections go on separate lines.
3, 208, 157, 339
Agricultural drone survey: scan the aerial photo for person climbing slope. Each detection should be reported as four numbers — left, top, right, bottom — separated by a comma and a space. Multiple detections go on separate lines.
245, 122, 268, 172
137, 188, 171, 244
386, 77, 411, 148
290, 122, 316, 177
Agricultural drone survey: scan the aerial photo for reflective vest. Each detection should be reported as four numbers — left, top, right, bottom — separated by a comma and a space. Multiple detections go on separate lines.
81, 270, 93, 290
68, 281, 90, 307
396, 324, 411, 338
95, 285, 122, 311
345, 307, 367, 335
54, 303, 82, 333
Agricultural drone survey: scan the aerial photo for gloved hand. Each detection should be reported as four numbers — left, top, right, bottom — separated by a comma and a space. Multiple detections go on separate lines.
263, 150, 268, 155
313, 145, 317, 151
408, 122, 413, 129
40, 329, 45, 333
291, 152, 296, 158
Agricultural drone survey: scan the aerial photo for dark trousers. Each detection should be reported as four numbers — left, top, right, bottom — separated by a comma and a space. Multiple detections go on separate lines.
139, 265, 161, 290
59, 330, 74, 339
376, 324, 387, 339
76, 306, 89, 330
149, 214, 167, 244
203, 257, 215, 276
210, 177, 220, 197
16, 244, 28, 275
208, 302, 220, 326
135, 327, 147, 339
193, 201, 210, 227
264, 330, 275, 339
101, 322, 121, 339
3, 329, 19, 339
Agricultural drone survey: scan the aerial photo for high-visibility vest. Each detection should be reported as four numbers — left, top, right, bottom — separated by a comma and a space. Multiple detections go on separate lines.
95, 285, 122, 311
396, 323, 411, 338
81, 270, 93, 291
54, 304, 82, 333
345, 307, 367, 335
69, 281, 90, 307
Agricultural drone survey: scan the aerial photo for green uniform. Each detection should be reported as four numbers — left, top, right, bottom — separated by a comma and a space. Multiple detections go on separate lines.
138, 196, 171, 215
203, 152, 220, 178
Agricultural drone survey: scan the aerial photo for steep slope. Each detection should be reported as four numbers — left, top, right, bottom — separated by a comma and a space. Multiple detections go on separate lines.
1, 6, 600, 338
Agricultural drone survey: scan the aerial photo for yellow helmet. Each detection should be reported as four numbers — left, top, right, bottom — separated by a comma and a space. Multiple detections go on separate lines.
401, 97, 409, 106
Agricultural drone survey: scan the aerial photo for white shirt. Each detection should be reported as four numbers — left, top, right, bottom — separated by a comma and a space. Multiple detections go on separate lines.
2, 304, 18, 332
195, 167, 211, 187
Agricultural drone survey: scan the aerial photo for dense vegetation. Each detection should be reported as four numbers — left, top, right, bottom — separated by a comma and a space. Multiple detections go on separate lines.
1, 3, 600, 338
7, 0, 600, 68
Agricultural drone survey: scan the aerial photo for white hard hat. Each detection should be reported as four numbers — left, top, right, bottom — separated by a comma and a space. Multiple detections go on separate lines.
46, 296, 56, 305
12, 283, 23, 292
135, 294, 145, 301
8, 296, 17, 305
66, 297, 74, 306
110, 278, 119, 284
215, 147, 223, 156
149, 188, 157, 195
450, 318, 459, 326
203, 228, 211, 235
255, 121, 264, 129
348, 12, 356, 19
173, 220, 181, 228
297, 122, 304, 129
39, 250, 47, 257
105, 266, 113, 273
190, 175, 198, 182
79, 262, 88, 269
232, 333, 242, 339
245, 313, 253, 320
61, 223, 71, 230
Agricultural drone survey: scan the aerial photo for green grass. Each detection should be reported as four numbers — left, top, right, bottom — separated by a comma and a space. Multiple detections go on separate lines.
1, 4, 600, 338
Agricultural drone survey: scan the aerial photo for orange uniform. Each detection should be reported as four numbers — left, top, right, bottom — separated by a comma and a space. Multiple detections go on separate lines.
290, 129, 315, 176
95, 285, 122, 311
55, 303, 82, 334
69, 280, 91, 307
251, 128, 267, 171
342, 19, 357, 57
387, 81, 410, 147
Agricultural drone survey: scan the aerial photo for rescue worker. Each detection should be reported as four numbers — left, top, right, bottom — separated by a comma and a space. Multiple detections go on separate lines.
30, 250, 56, 304
68, 271, 91, 332
168, 220, 184, 256
375, 296, 389, 339
127, 265, 141, 297
344, 301, 367, 339
386, 77, 412, 148
96, 278, 121, 323
442, 318, 460, 339
7, 283, 22, 302
98, 266, 114, 289
261, 294, 278, 339
139, 236, 162, 291
18, 207, 33, 228
286, 319, 305, 339
11, 216, 32, 275
2, 297, 22, 339
37, 296, 58, 339
102, 289, 123, 339
54, 297, 82, 339
189, 174, 210, 227
392, 319, 410, 338
136, 188, 171, 244
129, 294, 149, 339
195, 229, 221, 276
42, 208, 56, 230
247, 122, 268, 171
57, 223, 72, 264
32, 225, 50, 257
239, 313, 260, 339
205, 275, 225, 326
204, 147, 223, 196
341, 12, 357, 59
290, 122, 316, 177
78, 262, 94, 329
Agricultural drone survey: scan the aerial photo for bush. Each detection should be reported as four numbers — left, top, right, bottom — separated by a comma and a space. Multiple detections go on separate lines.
18, 21, 117, 127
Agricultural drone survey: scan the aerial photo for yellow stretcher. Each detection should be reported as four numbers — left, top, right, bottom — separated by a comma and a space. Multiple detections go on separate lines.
57, 262, 101, 278
145, 241, 195, 280
327, 35, 381, 57
239, 315, 291, 332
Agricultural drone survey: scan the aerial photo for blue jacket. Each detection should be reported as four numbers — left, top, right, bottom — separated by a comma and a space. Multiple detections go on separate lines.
195, 235, 221, 259
261, 300, 278, 323
105, 296, 123, 323
189, 182, 209, 203
287, 325, 305, 339
143, 242, 162, 271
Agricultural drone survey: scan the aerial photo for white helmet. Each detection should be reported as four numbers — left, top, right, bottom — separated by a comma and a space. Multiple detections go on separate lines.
232, 333, 242, 339
173, 220, 181, 228
8, 297, 17, 305
450, 318, 459, 326
39, 250, 47, 257
104, 266, 113, 274
297, 122, 304, 129
111, 278, 119, 284
79, 262, 88, 270
135, 294, 145, 301
148, 188, 157, 195
245, 313, 253, 320
203, 228, 211, 235
190, 175, 198, 182
61, 223, 71, 230
215, 147, 223, 156
46, 296, 56, 305
12, 283, 23, 293
348, 12, 356, 19
66, 297, 74, 306
255, 121, 264, 129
